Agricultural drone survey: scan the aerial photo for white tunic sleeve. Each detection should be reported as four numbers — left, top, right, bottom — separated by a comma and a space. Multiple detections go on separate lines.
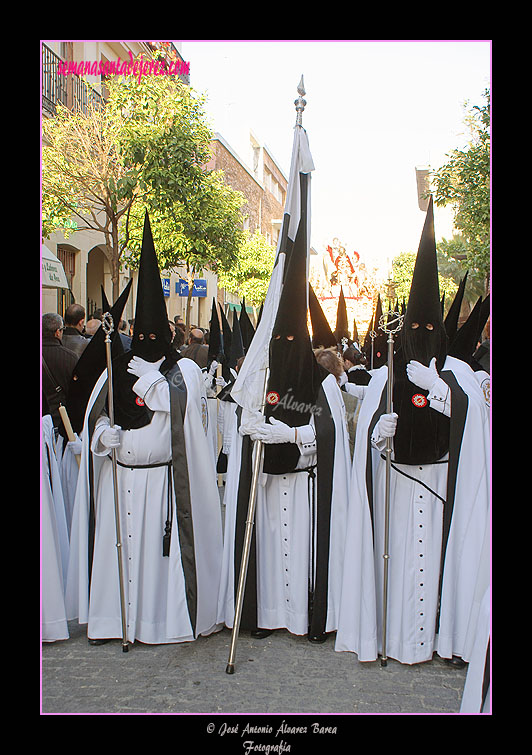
132, 370, 170, 412
427, 377, 452, 417
342, 382, 368, 400
295, 423, 317, 456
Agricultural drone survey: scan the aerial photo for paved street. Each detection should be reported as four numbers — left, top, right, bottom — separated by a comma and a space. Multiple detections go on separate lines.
41, 619, 468, 715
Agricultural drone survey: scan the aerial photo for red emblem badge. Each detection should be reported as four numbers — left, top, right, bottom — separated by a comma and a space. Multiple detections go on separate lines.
135, 396, 145, 406
266, 391, 280, 405
412, 393, 428, 408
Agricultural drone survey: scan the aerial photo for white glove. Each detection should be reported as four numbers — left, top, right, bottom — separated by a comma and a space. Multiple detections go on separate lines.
99, 424, 122, 449
215, 376, 228, 388
376, 412, 398, 439
203, 368, 216, 397
338, 371, 347, 387
208, 360, 219, 376
127, 355, 164, 379
250, 417, 295, 444
67, 434, 82, 456
406, 357, 439, 391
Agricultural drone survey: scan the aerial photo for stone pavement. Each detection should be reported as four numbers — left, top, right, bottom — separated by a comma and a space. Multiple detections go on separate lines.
41, 620, 467, 717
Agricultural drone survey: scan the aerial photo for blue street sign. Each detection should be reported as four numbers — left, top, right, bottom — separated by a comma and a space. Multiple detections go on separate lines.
177, 279, 207, 297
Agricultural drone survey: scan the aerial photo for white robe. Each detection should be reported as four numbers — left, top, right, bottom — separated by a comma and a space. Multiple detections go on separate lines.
218, 373, 361, 636
218, 399, 237, 457
206, 396, 218, 467
41, 415, 70, 642
460, 586, 490, 713
474, 369, 490, 412
57, 434, 80, 536
336, 356, 490, 665
65, 357, 223, 645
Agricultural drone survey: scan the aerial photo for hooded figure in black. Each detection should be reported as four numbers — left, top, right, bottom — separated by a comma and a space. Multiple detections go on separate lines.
60, 280, 132, 535
335, 194, 491, 665
65, 280, 132, 436
215, 304, 246, 474
391, 196, 451, 465
262, 174, 327, 476
217, 307, 245, 403
110, 213, 179, 431
221, 171, 355, 645
206, 297, 224, 375
65, 210, 223, 647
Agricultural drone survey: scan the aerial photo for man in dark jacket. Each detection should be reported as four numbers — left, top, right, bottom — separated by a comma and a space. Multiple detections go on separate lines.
62, 303, 89, 359
42, 312, 78, 432
181, 328, 209, 368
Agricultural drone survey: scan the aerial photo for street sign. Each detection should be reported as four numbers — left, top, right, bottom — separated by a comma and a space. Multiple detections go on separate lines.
177, 278, 207, 297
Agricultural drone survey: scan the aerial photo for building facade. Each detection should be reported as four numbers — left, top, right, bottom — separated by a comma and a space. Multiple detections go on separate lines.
41, 41, 288, 332
41, 40, 195, 325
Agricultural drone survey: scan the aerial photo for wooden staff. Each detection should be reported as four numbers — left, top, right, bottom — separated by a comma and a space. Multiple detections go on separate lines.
102, 312, 129, 653
58, 404, 80, 467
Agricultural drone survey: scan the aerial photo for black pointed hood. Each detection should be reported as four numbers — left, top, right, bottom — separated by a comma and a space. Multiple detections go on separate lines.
372, 294, 388, 368
228, 309, 244, 369
400, 196, 448, 372
65, 279, 132, 434
444, 271, 469, 343
448, 296, 483, 366
239, 299, 256, 353
478, 294, 490, 340
264, 172, 327, 474
472, 296, 490, 373
208, 298, 223, 367
111, 213, 178, 431
219, 304, 233, 381
452, 294, 490, 371
352, 313, 360, 349
362, 310, 374, 359
309, 284, 337, 349
217, 309, 245, 403
392, 196, 450, 465
101, 285, 111, 314
130, 211, 172, 362
334, 286, 350, 345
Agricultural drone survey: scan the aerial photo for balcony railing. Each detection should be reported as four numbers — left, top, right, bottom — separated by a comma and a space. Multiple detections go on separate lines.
42, 43, 104, 116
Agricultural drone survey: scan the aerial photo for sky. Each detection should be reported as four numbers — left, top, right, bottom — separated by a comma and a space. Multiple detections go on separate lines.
180, 39, 491, 277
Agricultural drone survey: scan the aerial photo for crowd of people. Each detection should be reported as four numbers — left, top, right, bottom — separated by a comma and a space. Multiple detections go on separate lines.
42, 208, 491, 714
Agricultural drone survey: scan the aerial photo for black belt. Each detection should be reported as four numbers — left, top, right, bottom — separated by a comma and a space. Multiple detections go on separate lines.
116, 459, 172, 469
380, 454, 448, 504
112, 457, 173, 556
291, 464, 318, 606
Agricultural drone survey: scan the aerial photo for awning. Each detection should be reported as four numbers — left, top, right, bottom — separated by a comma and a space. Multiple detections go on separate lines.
42, 244, 69, 289
227, 302, 253, 314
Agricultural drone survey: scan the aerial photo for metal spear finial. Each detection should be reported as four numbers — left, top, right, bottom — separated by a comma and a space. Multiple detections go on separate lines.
295, 75, 307, 126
